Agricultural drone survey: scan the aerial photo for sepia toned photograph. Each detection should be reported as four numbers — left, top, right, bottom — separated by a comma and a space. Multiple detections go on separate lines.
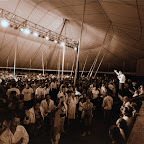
0, 0, 144, 144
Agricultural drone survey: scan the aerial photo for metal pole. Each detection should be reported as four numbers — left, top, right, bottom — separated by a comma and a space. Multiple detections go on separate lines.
62, 45, 65, 79
81, 55, 88, 77
58, 51, 61, 78
29, 59, 31, 74
14, 46, 16, 78
7, 56, 9, 68
42, 50, 44, 77
74, 0, 86, 86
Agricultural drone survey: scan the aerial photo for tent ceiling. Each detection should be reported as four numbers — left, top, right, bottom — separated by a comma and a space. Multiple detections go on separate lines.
0, 0, 144, 72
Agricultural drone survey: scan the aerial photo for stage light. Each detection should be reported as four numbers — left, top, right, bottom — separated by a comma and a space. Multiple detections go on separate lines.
42, 35, 45, 38
1, 19, 9, 28
33, 32, 38, 37
61, 42, 65, 47
24, 28, 30, 35
20, 28, 24, 31
46, 36, 49, 40
10, 24, 13, 28
14, 25, 19, 30
54, 40, 57, 44
74, 47, 77, 51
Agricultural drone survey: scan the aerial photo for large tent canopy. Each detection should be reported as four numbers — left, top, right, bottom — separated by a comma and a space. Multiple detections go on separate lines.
0, 0, 144, 73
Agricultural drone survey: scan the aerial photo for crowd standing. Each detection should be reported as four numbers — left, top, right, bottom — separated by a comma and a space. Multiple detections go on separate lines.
0, 71, 144, 144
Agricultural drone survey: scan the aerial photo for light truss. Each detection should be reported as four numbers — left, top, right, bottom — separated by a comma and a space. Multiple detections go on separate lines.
0, 8, 79, 49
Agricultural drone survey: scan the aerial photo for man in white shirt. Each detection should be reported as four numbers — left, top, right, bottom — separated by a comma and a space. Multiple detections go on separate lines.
82, 98, 94, 136
100, 84, 107, 96
41, 94, 55, 135
114, 70, 126, 95
6, 82, 20, 99
102, 91, 113, 127
35, 84, 44, 100
41, 94, 55, 114
0, 114, 29, 144
22, 83, 34, 109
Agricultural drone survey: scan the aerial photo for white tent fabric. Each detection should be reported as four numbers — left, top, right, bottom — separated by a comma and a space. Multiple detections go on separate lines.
0, 0, 144, 72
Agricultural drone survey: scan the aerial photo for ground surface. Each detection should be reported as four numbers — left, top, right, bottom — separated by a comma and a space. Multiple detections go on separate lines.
30, 109, 112, 144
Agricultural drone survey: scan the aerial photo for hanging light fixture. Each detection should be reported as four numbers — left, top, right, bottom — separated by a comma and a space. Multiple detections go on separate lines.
46, 36, 49, 40
20, 27, 24, 31
61, 42, 65, 47
54, 40, 57, 44
33, 32, 38, 37
1, 19, 9, 27
0, 8, 79, 49
74, 47, 77, 51
24, 28, 30, 35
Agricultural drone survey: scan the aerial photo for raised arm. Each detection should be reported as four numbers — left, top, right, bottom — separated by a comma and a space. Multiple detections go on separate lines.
114, 70, 119, 76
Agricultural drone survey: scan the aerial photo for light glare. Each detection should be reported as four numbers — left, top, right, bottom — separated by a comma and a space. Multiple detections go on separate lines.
61, 42, 65, 47
33, 32, 38, 37
46, 36, 49, 40
74, 47, 77, 51
1, 19, 9, 28
20, 28, 24, 31
24, 28, 30, 35
54, 40, 57, 43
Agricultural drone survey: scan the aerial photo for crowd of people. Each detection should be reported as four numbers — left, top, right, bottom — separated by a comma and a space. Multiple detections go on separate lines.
0, 70, 144, 144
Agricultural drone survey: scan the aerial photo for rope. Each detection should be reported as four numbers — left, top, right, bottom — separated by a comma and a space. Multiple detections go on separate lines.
87, 56, 97, 78
89, 48, 102, 77
81, 54, 88, 77
87, 21, 112, 78
94, 23, 114, 78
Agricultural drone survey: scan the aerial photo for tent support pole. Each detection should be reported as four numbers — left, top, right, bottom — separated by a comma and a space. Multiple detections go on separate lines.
81, 54, 88, 77
74, 0, 86, 87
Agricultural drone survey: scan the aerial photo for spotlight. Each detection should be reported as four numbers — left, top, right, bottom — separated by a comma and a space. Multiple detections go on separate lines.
42, 35, 45, 38
54, 40, 57, 44
46, 36, 49, 40
33, 32, 38, 37
24, 28, 30, 35
1, 19, 9, 28
14, 25, 19, 30
61, 42, 65, 47
9, 24, 13, 27
74, 47, 77, 51
20, 28, 24, 31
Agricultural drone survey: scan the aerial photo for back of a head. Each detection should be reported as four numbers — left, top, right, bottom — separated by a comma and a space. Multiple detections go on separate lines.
124, 106, 133, 117
12, 82, 16, 88
117, 118, 127, 130
109, 125, 125, 144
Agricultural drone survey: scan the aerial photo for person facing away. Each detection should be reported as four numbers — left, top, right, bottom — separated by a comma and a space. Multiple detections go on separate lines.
102, 90, 113, 127
82, 98, 94, 136
6, 82, 20, 99
109, 125, 125, 144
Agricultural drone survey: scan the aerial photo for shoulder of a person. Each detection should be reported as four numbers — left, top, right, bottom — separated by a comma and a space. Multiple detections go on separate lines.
40, 106, 44, 111
17, 125, 26, 130
50, 99, 54, 103
90, 102, 93, 105
41, 99, 46, 103
29, 107, 34, 113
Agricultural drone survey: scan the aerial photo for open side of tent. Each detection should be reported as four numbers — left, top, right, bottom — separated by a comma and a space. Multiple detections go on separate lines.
0, 0, 144, 73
